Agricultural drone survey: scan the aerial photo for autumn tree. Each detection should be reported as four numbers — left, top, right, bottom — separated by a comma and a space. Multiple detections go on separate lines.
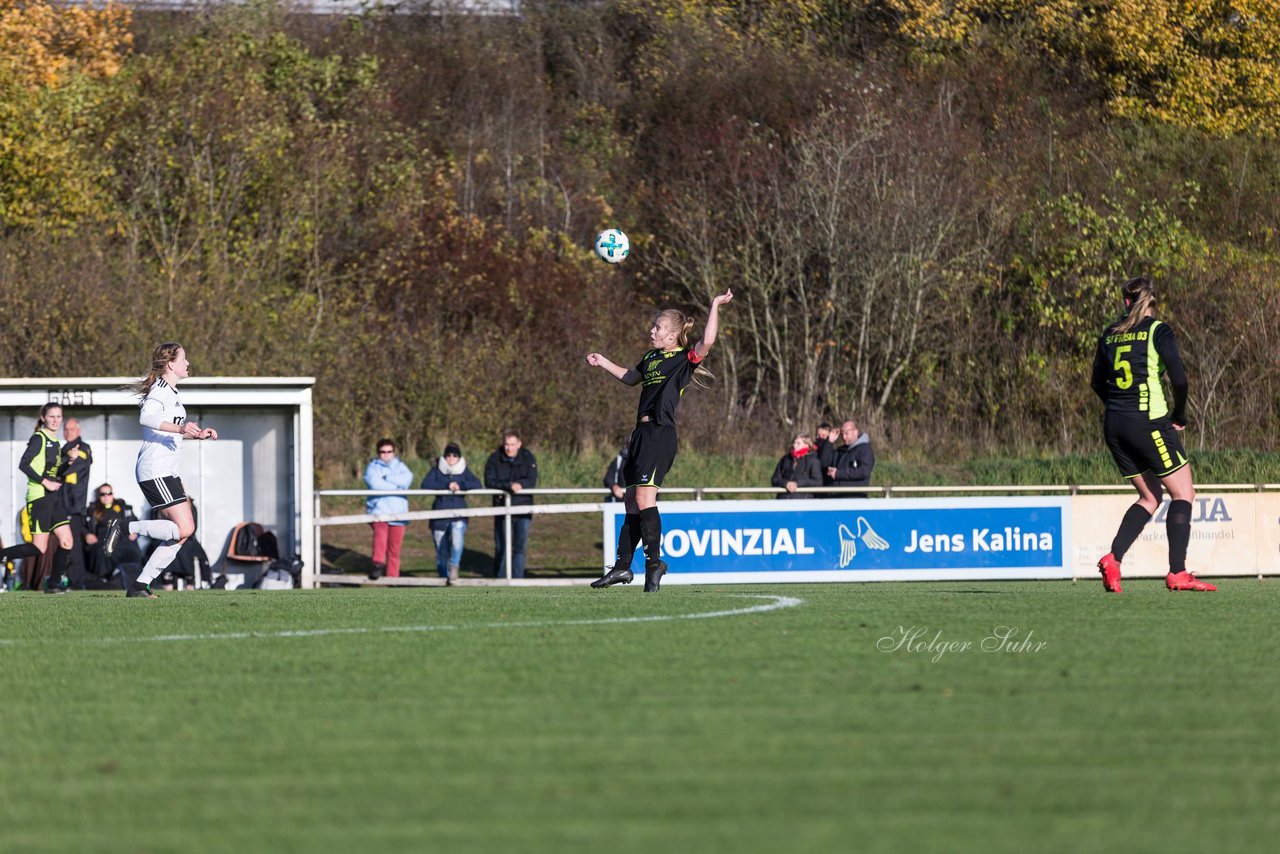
882, 1, 1280, 136
0, 0, 131, 228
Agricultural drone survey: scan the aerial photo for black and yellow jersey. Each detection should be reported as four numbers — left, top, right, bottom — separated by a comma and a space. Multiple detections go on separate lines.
18, 428, 61, 503
1090, 316, 1188, 424
634, 347, 703, 427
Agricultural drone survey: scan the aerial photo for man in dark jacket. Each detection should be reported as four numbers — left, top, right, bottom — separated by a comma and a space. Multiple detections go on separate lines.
484, 429, 538, 579
815, 422, 838, 491
603, 445, 629, 502
827, 419, 875, 498
421, 442, 483, 583
59, 418, 93, 589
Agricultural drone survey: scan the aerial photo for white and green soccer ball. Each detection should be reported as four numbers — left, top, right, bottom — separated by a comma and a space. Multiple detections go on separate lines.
594, 228, 629, 264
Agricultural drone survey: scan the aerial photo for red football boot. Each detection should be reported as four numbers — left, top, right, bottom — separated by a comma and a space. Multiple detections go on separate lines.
1097, 553, 1123, 593
1166, 571, 1217, 592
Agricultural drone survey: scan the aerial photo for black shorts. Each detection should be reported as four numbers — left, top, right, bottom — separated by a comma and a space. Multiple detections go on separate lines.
27, 494, 69, 535
1103, 411, 1190, 479
623, 422, 678, 489
140, 475, 188, 511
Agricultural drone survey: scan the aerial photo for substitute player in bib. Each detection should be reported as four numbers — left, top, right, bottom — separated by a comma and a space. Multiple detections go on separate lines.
105, 342, 218, 598
588, 288, 733, 592
0, 403, 77, 592
1091, 277, 1214, 593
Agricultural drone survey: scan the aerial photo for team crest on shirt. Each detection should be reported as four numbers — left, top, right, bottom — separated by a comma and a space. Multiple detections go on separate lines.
647, 358, 662, 372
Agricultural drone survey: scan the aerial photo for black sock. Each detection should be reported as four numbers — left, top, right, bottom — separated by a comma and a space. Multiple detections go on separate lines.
0, 542, 40, 563
1110, 504, 1153, 561
1166, 499, 1193, 573
639, 507, 663, 568
614, 514, 641, 571
47, 547, 70, 589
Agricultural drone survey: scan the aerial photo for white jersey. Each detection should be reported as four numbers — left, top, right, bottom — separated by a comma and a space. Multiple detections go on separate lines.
136, 378, 186, 481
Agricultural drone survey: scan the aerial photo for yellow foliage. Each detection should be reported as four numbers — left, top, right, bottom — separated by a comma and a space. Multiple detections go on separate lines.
884, 1, 1280, 136
0, 0, 131, 88
884, 0, 980, 48
617, 0, 843, 48
1036, 0, 1280, 135
0, 1, 131, 228
883, 0, 1026, 48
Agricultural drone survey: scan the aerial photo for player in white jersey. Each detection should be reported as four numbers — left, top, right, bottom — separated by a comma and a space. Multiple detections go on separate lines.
104, 342, 217, 598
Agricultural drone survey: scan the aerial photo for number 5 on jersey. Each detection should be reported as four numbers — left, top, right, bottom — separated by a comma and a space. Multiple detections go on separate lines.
1113, 345, 1133, 389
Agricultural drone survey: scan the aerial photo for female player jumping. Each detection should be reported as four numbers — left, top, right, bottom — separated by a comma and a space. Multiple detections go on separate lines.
105, 342, 218, 598
1091, 277, 1214, 593
588, 288, 733, 592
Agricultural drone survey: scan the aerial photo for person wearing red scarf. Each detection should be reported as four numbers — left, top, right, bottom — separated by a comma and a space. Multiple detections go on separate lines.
771, 433, 823, 499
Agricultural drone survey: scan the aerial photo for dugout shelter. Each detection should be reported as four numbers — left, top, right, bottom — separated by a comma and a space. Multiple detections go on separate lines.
1, 378, 315, 588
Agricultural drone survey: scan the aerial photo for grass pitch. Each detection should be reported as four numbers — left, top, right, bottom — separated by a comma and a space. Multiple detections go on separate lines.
2, 581, 1278, 853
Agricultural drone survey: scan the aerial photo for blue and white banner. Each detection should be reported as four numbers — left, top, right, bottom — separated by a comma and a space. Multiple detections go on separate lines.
604, 498, 1072, 583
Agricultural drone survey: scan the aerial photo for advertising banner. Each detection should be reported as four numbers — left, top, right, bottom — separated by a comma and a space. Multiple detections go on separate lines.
1261, 494, 1280, 574
604, 498, 1072, 584
1071, 492, 1280, 578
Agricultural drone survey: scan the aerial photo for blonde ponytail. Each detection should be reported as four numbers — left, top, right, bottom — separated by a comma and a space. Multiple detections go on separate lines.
1114, 277, 1156, 334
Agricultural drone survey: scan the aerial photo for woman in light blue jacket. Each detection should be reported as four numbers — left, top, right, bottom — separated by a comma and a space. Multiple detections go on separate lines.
363, 438, 414, 580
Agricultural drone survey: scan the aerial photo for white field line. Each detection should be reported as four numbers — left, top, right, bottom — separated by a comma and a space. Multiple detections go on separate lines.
0, 594, 803, 646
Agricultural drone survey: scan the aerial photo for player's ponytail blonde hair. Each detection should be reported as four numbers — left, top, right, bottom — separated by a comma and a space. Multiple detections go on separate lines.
127, 342, 184, 401
655, 309, 715, 387
1114, 277, 1156, 334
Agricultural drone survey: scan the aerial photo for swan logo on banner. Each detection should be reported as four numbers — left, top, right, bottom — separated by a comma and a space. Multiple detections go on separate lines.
837, 517, 890, 568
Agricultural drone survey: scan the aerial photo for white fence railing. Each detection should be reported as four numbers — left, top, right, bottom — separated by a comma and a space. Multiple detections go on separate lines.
313, 486, 887, 586
311, 484, 1280, 587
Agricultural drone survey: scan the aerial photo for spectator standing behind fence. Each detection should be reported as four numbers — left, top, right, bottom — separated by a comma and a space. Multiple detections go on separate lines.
421, 442, 481, 584
815, 422, 837, 489
827, 419, 875, 497
59, 417, 93, 589
603, 445, 629, 502
364, 438, 413, 580
772, 433, 823, 499
484, 429, 538, 579
85, 484, 142, 587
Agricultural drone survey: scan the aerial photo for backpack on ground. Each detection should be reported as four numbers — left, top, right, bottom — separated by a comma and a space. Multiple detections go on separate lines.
232, 522, 266, 559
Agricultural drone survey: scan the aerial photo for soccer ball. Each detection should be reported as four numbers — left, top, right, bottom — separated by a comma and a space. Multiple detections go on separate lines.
594, 229, 629, 264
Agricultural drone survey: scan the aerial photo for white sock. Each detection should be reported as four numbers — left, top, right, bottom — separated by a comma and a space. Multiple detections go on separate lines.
130, 519, 180, 540
137, 540, 183, 586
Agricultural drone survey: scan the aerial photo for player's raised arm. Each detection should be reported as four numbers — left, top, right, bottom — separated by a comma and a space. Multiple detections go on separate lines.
693, 288, 733, 359
586, 352, 642, 386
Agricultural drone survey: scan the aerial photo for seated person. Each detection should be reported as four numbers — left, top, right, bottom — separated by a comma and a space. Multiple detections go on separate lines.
144, 498, 211, 587
85, 484, 143, 588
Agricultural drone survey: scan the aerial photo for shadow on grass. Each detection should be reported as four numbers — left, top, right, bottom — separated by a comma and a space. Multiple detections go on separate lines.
320, 542, 597, 579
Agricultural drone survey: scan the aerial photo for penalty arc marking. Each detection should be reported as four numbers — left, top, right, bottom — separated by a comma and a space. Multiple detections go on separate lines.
0, 594, 803, 646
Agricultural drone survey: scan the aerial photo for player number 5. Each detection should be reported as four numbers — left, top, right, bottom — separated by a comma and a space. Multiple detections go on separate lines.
1113, 345, 1133, 389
